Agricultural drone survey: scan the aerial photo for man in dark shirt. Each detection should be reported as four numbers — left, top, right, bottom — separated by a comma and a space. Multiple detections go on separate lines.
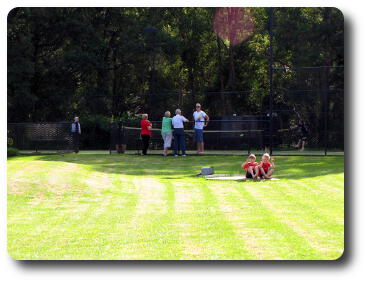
71, 117, 81, 153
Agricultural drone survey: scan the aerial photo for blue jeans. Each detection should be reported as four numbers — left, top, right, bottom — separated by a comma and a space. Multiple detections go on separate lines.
173, 128, 185, 155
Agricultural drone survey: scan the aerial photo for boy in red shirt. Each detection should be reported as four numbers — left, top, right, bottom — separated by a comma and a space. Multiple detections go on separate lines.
140, 113, 152, 155
242, 154, 259, 180
257, 153, 275, 179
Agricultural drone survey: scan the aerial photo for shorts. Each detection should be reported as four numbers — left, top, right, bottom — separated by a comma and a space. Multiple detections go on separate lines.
246, 171, 254, 179
162, 132, 173, 148
194, 129, 204, 142
298, 135, 308, 141
259, 168, 269, 176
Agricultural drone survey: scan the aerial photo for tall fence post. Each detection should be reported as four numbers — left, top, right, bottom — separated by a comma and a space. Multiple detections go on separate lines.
109, 122, 112, 155
268, 7, 274, 155
324, 82, 329, 156
248, 122, 251, 155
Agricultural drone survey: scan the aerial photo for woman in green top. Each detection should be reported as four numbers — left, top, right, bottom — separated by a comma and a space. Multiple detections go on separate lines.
161, 111, 173, 156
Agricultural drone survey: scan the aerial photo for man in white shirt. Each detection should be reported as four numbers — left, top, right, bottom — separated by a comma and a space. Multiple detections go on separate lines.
193, 103, 209, 154
172, 109, 189, 156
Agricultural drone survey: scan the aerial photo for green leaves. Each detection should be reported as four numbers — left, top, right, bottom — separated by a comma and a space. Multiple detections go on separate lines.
8, 8, 343, 124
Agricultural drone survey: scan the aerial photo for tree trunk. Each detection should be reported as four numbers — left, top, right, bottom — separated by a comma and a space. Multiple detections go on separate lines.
228, 45, 236, 89
217, 37, 225, 115
225, 44, 235, 114
188, 66, 196, 106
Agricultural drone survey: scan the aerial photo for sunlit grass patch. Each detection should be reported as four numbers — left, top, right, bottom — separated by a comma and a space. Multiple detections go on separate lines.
7, 154, 344, 260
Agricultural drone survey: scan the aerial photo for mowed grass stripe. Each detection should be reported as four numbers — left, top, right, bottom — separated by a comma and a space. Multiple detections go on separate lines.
50, 173, 140, 259
9, 163, 141, 259
174, 180, 252, 260
8, 161, 90, 259
161, 180, 203, 259
234, 184, 323, 259
115, 177, 183, 260
69, 173, 140, 260
210, 183, 282, 259
246, 181, 343, 259
273, 178, 344, 223
7, 155, 344, 260
212, 181, 324, 259
8, 161, 93, 259
286, 177, 344, 224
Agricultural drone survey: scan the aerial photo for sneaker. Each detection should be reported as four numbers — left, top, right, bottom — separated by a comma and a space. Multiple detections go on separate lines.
182, 155, 186, 157
174, 155, 178, 157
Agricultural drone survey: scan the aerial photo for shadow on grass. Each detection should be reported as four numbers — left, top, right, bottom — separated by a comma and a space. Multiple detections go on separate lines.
17, 154, 345, 181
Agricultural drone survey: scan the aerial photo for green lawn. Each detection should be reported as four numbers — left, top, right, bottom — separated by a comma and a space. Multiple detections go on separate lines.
7, 154, 344, 260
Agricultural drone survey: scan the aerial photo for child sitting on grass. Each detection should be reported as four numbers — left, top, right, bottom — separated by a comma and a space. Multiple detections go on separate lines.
257, 153, 275, 179
242, 154, 259, 180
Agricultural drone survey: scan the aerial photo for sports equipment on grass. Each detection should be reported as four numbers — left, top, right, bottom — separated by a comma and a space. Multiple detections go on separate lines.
205, 174, 279, 181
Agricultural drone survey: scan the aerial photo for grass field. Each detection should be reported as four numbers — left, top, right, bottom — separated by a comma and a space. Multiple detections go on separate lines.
7, 154, 344, 260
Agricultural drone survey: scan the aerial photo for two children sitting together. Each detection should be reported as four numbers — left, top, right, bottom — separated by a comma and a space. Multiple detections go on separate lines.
242, 153, 275, 180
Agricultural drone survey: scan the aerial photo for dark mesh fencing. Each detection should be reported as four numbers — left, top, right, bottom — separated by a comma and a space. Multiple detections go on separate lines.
269, 66, 344, 155
8, 122, 74, 153
134, 90, 264, 122
8, 66, 343, 156
110, 117, 270, 154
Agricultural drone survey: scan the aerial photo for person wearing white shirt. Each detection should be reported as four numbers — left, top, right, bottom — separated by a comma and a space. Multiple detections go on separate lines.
172, 109, 189, 156
193, 103, 209, 154
71, 116, 81, 153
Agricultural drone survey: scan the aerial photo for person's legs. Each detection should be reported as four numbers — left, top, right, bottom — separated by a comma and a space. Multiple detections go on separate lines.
179, 129, 186, 155
195, 129, 204, 153
194, 129, 200, 153
266, 168, 274, 178
245, 170, 253, 179
200, 142, 204, 153
162, 133, 167, 155
141, 135, 146, 155
300, 139, 306, 151
247, 167, 255, 178
258, 168, 269, 179
173, 129, 178, 155
292, 137, 301, 149
141, 135, 150, 155
73, 133, 80, 153
255, 166, 260, 179
167, 133, 173, 154
163, 133, 172, 155
146, 135, 150, 154
296, 139, 302, 149
116, 144, 123, 153
167, 132, 172, 155
167, 132, 172, 148
140, 135, 145, 155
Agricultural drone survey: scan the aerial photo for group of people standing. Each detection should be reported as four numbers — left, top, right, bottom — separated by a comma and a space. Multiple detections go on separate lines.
71, 106, 308, 155
140, 103, 210, 156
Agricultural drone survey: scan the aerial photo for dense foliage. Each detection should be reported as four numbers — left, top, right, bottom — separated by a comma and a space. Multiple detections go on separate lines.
7, 7, 343, 149
8, 7, 343, 120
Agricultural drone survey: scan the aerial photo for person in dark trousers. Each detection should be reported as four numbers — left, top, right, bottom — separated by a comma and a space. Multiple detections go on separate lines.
291, 119, 308, 151
140, 113, 152, 155
172, 109, 189, 157
112, 121, 126, 153
71, 117, 81, 153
